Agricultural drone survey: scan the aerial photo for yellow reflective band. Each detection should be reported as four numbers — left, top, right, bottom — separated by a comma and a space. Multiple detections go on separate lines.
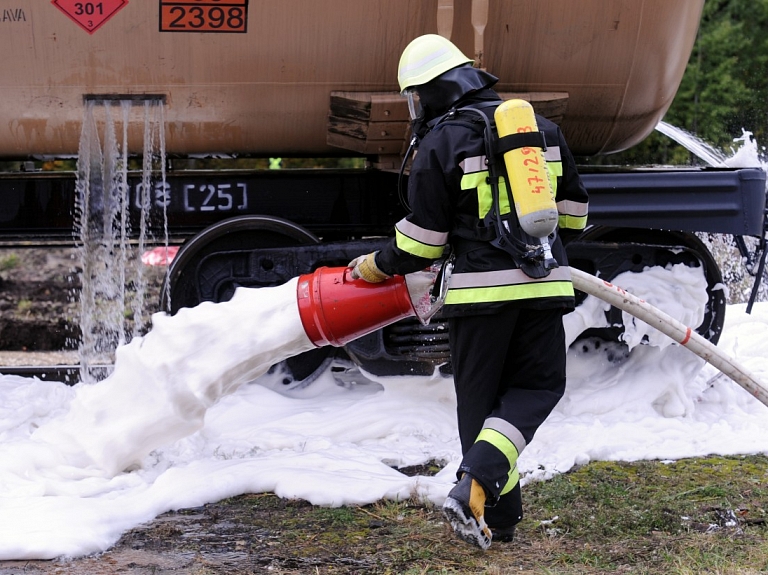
500, 466, 521, 495
395, 228, 445, 259
483, 416, 527, 453
476, 428, 520, 496
476, 428, 519, 465
558, 213, 588, 231
461, 172, 489, 217
445, 280, 574, 305
461, 171, 510, 219
547, 162, 561, 198
547, 160, 563, 178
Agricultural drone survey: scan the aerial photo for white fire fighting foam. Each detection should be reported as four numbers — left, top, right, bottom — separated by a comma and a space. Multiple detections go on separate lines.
0, 262, 766, 560
31, 278, 316, 477
0, 122, 764, 560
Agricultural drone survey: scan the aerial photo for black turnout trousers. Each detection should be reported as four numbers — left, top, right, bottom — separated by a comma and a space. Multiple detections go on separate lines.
448, 306, 567, 528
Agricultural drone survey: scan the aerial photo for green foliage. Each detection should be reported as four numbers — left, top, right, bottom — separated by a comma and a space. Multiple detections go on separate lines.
600, 0, 768, 165
672, 0, 768, 148
0, 253, 19, 271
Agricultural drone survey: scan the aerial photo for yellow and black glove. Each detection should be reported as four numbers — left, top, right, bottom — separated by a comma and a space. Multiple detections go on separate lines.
348, 252, 391, 283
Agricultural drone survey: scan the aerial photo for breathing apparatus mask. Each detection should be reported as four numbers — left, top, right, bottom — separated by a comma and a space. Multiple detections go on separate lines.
404, 88, 422, 121
395, 34, 498, 211
403, 92, 432, 149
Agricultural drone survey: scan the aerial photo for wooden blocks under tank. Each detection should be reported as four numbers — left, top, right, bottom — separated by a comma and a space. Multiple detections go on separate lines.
327, 92, 411, 155
498, 92, 569, 126
326, 91, 569, 157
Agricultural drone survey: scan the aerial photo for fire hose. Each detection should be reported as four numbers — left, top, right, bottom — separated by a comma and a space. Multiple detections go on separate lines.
569, 267, 768, 408
297, 264, 768, 408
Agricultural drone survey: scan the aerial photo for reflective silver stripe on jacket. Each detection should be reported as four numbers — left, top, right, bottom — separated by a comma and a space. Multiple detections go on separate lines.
557, 199, 589, 216
448, 266, 572, 289
544, 146, 562, 163
395, 218, 449, 247
460, 155, 487, 174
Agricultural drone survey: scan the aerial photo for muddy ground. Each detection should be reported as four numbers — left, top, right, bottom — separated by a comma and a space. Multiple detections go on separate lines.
0, 248, 80, 353
0, 474, 482, 575
0, 488, 455, 575
0, 247, 165, 355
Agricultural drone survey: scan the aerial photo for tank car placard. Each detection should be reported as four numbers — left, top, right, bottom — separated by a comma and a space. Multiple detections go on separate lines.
51, 0, 128, 34
160, 0, 248, 33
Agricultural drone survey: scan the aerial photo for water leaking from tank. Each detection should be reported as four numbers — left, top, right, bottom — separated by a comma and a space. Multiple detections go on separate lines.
655, 121, 728, 167
655, 120, 768, 305
74, 97, 168, 384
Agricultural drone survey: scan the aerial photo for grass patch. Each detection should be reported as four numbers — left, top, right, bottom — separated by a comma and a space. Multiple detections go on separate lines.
103, 455, 768, 574
517, 455, 768, 573
0, 253, 19, 271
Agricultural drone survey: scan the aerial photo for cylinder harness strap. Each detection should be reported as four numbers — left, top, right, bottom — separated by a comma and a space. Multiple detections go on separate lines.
436, 102, 556, 278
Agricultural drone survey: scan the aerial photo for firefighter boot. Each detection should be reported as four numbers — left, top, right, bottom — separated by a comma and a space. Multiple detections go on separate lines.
491, 525, 516, 543
442, 473, 493, 550
485, 482, 523, 543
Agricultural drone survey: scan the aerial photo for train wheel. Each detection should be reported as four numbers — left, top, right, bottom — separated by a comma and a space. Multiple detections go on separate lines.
566, 226, 726, 345
160, 215, 334, 389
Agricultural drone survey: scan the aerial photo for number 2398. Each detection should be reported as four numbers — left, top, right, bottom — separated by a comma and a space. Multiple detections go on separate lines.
161, 4, 247, 33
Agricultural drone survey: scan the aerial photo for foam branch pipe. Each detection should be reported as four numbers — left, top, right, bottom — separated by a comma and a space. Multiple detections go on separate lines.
569, 267, 768, 408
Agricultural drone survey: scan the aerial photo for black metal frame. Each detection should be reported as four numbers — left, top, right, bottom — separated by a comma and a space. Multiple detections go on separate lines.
0, 166, 764, 243
1, 164, 765, 379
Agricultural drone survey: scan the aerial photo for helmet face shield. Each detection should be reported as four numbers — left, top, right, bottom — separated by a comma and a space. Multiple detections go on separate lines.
404, 89, 422, 120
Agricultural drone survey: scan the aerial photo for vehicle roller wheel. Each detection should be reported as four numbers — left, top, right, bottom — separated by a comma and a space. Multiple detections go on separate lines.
160, 215, 335, 389
566, 226, 726, 346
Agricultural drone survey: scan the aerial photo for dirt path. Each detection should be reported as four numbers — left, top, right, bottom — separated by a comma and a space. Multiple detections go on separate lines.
0, 483, 461, 574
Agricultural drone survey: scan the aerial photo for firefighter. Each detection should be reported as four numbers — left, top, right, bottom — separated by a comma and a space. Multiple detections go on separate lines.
349, 34, 588, 549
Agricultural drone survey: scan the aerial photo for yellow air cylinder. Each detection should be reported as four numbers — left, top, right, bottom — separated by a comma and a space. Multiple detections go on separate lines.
494, 99, 559, 238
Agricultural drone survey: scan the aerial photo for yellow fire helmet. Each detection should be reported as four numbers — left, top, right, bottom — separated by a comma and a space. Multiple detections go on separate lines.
397, 34, 473, 93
